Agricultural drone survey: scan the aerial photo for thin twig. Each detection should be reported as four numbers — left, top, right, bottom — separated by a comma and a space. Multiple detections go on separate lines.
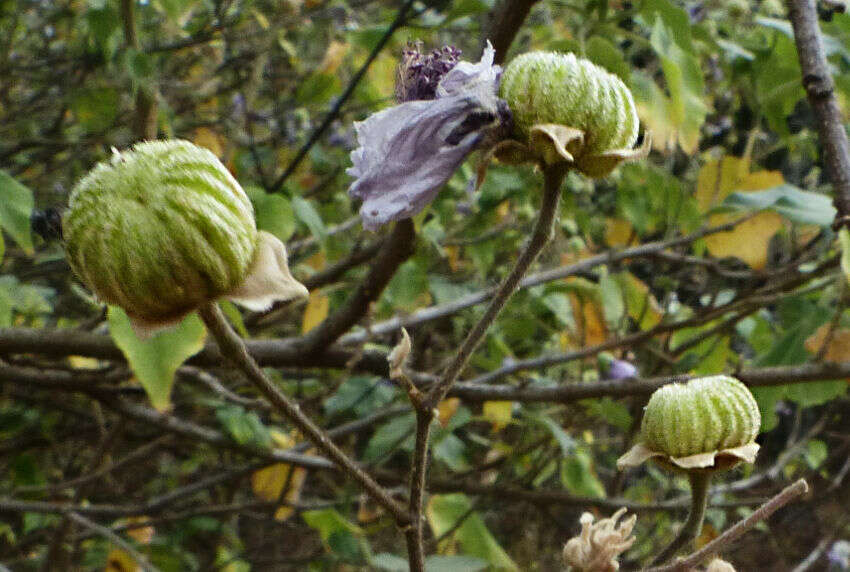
404, 166, 566, 570
66, 512, 159, 572
197, 302, 409, 524
646, 479, 809, 572
270, 0, 416, 192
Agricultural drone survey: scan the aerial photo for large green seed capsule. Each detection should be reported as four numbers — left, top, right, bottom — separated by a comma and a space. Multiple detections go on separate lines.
64, 140, 258, 324
641, 375, 760, 459
500, 52, 639, 162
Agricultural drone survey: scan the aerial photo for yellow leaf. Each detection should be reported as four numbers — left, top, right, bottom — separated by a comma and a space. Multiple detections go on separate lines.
605, 218, 637, 247
105, 549, 139, 572
305, 250, 326, 271
270, 428, 296, 449
301, 292, 329, 333
68, 356, 100, 369
192, 127, 224, 158
445, 245, 462, 272
805, 324, 850, 362
482, 401, 513, 431
123, 517, 153, 544
696, 157, 786, 270
565, 279, 607, 348
251, 463, 291, 502
496, 200, 510, 220
319, 41, 349, 73
437, 398, 461, 428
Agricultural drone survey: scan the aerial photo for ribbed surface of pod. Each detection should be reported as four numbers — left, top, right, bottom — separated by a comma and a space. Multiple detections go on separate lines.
64, 140, 257, 322
499, 52, 639, 157
641, 375, 761, 458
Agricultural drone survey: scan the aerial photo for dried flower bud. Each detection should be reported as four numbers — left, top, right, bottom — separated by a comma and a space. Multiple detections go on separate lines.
563, 508, 636, 572
396, 43, 462, 102
618, 375, 761, 471
498, 52, 648, 177
64, 140, 307, 335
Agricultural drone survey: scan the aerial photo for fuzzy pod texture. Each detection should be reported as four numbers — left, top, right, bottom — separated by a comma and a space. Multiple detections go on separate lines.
64, 140, 259, 325
498, 52, 643, 176
641, 375, 760, 459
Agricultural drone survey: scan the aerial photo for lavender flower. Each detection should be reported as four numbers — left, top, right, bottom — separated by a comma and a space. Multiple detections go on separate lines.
347, 42, 509, 231
598, 353, 638, 380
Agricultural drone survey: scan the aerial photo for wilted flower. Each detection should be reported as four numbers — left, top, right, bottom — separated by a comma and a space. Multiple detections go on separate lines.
617, 375, 760, 471
347, 42, 510, 231
563, 508, 636, 572
64, 140, 308, 336
495, 51, 649, 178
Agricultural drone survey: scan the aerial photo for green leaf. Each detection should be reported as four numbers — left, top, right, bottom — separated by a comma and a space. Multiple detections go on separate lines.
427, 494, 518, 571
292, 196, 327, 244
433, 433, 472, 471
560, 448, 606, 499
804, 439, 827, 469
247, 186, 297, 243
648, 19, 707, 153
526, 412, 575, 458
599, 274, 625, 328
107, 306, 206, 411
324, 376, 396, 417
302, 509, 363, 543
0, 171, 34, 253
215, 404, 273, 450
364, 413, 416, 462
295, 72, 341, 106
722, 184, 836, 226
584, 36, 631, 84
71, 87, 120, 132
581, 397, 633, 431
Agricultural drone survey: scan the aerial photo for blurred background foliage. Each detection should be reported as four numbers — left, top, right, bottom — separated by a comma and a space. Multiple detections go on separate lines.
2, 0, 850, 569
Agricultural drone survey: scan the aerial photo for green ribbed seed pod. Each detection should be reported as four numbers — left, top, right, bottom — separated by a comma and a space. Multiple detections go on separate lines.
498, 52, 646, 177
642, 375, 760, 458
64, 140, 260, 325
618, 375, 761, 471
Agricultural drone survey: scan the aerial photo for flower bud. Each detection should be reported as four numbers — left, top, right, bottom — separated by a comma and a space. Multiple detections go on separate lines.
64, 140, 307, 334
618, 375, 761, 471
499, 52, 647, 177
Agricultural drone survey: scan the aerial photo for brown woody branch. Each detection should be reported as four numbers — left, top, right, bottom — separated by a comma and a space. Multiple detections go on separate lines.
788, 0, 850, 227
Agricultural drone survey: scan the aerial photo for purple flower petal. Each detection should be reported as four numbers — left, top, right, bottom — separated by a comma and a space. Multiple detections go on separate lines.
347, 43, 504, 231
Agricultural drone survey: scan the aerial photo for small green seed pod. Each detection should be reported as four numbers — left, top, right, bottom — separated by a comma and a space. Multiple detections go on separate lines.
64, 140, 307, 334
498, 52, 647, 177
618, 375, 761, 471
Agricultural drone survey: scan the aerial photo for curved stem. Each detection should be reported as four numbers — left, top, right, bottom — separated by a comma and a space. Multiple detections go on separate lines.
404, 166, 566, 572
425, 165, 566, 408
197, 303, 409, 525
650, 471, 712, 566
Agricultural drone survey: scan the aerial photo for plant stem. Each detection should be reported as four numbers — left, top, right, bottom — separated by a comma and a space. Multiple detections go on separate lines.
425, 165, 566, 409
650, 471, 711, 566
197, 303, 409, 525
403, 166, 566, 571
647, 479, 809, 572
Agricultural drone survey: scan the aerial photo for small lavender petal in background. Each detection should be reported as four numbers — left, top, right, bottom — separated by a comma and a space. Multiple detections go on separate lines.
347, 42, 507, 231
598, 352, 638, 380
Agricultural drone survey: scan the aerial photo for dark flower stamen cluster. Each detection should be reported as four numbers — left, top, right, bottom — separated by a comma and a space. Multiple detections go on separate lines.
396, 43, 462, 102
